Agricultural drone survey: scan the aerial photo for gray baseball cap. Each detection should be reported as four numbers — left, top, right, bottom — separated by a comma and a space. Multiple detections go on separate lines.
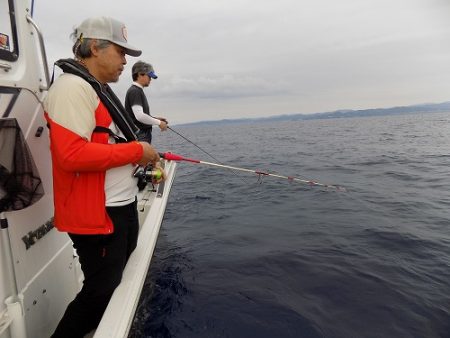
132, 61, 158, 79
75, 17, 142, 57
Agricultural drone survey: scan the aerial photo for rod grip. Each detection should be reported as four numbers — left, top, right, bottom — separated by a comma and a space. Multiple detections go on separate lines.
159, 152, 200, 163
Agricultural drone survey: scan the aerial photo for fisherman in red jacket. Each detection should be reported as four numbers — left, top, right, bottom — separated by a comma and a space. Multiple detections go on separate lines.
44, 16, 162, 338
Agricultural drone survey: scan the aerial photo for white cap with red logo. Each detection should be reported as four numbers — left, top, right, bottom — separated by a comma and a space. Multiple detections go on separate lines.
75, 16, 142, 57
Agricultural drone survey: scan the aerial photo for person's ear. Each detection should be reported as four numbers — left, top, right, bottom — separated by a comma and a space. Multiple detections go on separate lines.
90, 39, 100, 56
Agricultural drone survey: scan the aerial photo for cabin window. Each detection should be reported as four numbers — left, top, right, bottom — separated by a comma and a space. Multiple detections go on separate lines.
0, 0, 19, 61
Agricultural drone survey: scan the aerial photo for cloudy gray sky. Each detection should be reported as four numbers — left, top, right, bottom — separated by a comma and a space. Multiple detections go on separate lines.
35, 0, 450, 124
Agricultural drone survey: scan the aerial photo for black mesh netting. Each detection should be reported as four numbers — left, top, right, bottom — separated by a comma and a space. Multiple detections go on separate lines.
0, 118, 44, 212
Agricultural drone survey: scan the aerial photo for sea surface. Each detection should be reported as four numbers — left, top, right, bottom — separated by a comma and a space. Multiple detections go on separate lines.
130, 112, 450, 338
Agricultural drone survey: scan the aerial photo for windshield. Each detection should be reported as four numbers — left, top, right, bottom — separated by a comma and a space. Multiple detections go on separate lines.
0, 0, 19, 61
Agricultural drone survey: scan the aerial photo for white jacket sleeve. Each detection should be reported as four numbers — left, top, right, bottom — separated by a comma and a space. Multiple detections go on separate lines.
131, 105, 161, 126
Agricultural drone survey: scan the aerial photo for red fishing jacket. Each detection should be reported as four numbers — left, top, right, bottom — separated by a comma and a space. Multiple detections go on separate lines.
44, 101, 143, 234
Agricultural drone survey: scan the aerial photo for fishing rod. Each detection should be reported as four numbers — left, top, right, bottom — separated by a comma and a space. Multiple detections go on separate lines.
159, 152, 346, 191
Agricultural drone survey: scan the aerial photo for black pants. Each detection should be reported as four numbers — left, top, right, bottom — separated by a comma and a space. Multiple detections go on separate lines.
51, 200, 139, 338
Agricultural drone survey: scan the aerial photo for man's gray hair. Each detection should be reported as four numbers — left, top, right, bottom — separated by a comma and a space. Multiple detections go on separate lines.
70, 29, 111, 59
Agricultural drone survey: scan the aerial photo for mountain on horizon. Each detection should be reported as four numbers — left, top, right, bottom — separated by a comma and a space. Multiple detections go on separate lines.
180, 101, 450, 126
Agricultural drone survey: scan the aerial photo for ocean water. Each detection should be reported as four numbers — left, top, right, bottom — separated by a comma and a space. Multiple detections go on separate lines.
130, 112, 450, 338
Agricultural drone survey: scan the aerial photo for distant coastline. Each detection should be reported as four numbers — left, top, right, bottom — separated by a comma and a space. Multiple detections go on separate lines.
178, 101, 450, 126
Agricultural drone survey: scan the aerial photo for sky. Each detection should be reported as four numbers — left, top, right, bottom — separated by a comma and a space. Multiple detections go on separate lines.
34, 0, 450, 124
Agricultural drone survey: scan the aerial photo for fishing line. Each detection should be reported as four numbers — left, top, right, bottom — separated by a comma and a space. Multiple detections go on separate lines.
167, 126, 249, 183
167, 126, 222, 164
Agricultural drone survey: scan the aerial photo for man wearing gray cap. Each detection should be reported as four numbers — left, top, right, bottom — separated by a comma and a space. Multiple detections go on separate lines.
125, 60, 168, 144
44, 17, 162, 338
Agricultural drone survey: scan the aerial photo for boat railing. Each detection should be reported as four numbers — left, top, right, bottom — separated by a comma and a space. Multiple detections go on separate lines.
25, 14, 50, 92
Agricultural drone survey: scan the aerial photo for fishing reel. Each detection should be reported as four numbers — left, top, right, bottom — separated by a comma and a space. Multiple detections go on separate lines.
133, 165, 163, 191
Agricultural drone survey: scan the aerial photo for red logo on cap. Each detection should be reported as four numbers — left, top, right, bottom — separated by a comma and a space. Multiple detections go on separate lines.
122, 26, 128, 42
